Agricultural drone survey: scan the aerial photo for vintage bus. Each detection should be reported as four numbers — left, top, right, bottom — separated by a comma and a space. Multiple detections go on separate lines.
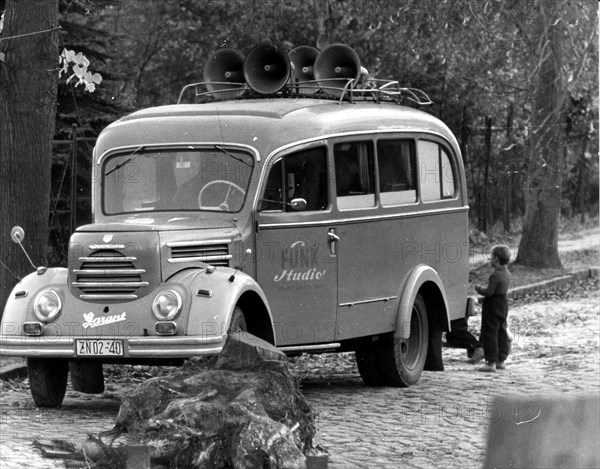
0, 44, 471, 407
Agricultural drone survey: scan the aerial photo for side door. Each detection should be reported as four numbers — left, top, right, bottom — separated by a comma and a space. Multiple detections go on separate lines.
332, 139, 396, 340
255, 145, 338, 346
332, 138, 420, 340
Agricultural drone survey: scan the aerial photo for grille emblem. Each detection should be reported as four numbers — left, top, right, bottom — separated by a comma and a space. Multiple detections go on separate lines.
103, 234, 114, 243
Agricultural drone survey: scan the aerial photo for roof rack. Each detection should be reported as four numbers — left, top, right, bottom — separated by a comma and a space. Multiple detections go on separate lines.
177, 78, 433, 107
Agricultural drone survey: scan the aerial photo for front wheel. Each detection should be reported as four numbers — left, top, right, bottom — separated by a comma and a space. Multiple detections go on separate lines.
380, 293, 429, 387
228, 305, 247, 334
27, 358, 68, 408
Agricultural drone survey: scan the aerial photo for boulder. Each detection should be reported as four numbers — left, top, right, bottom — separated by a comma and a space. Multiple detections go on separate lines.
113, 332, 319, 468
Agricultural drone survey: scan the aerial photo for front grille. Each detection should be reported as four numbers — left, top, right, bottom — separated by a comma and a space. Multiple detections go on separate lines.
168, 239, 232, 267
72, 249, 149, 300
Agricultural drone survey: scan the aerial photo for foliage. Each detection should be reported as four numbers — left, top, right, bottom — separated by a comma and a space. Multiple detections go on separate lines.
74, 0, 596, 227
15, 0, 598, 264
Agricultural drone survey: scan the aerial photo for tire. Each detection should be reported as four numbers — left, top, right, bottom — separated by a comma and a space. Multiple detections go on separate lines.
228, 305, 247, 333
69, 361, 105, 394
27, 358, 68, 408
380, 293, 429, 387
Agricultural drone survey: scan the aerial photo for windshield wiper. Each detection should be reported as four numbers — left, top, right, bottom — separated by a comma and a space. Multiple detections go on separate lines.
214, 145, 253, 168
105, 146, 144, 176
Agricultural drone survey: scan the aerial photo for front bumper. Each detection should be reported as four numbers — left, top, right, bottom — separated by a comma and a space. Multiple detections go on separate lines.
0, 334, 226, 358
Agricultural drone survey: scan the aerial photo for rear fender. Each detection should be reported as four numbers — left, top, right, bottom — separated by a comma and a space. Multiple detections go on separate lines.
394, 265, 449, 340
168, 267, 275, 343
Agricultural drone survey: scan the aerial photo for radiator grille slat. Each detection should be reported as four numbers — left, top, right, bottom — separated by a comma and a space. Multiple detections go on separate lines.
168, 241, 231, 267
73, 249, 146, 297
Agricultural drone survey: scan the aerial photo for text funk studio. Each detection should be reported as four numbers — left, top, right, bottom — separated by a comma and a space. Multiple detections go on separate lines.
274, 244, 327, 283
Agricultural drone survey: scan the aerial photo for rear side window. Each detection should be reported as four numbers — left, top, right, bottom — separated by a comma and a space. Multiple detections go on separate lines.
259, 146, 328, 212
418, 140, 456, 202
377, 139, 417, 206
334, 141, 375, 210
440, 149, 455, 198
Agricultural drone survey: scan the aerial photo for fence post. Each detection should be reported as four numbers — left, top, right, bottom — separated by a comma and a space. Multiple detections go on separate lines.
70, 124, 78, 235
482, 116, 493, 233
503, 104, 514, 232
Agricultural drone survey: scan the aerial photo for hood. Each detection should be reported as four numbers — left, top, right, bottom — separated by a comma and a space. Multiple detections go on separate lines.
76, 214, 237, 233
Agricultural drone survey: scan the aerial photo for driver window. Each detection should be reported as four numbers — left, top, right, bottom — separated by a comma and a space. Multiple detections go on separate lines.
260, 147, 328, 212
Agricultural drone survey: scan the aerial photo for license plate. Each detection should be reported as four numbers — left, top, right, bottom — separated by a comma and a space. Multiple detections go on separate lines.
76, 339, 124, 357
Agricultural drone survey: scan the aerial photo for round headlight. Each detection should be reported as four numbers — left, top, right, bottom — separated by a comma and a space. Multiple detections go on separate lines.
33, 290, 62, 322
152, 290, 182, 320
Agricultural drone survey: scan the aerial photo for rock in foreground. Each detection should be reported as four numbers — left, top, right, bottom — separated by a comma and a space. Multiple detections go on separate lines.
114, 333, 319, 468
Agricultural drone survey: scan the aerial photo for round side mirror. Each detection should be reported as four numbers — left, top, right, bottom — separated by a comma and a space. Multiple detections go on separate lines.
10, 226, 25, 244
289, 198, 307, 211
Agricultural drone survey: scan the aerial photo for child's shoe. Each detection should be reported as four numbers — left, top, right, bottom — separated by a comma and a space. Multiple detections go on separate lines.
478, 362, 496, 372
468, 347, 485, 364
496, 361, 506, 370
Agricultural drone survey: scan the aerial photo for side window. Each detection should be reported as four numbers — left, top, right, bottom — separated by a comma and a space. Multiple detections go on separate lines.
441, 149, 455, 198
377, 139, 417, 206
259, 147, 328, 212
418, 140, 456, 202
334, 141, 375, 210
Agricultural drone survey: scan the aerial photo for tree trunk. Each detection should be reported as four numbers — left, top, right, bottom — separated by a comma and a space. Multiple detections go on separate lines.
0, 0, 59, 309
516, 0, 564, 268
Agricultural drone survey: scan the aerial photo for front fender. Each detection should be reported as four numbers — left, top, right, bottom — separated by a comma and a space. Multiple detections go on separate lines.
394, 265, 449, 340
1, 268, 68, 326
169, 267, 275, 341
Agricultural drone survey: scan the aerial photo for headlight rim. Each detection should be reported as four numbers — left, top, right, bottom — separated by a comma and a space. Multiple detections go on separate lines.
151, 289, 183, 321
33, 289, 63, 323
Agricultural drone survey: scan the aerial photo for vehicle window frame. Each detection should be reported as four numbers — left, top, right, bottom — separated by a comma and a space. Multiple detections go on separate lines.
258, 144, 330, 214
333, 139, 377, 211
376, 137, 418, 207
101, 145, 255, 216
417, 139, 458, 204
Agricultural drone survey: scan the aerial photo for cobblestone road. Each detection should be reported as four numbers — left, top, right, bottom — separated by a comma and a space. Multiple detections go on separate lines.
1, 286, 598, 468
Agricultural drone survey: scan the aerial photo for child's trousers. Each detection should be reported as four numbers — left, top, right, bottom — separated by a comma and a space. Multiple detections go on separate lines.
480, 296, 510, 363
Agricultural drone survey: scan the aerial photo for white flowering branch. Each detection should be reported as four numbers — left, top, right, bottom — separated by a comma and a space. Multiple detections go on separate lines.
59, 48, 102, 93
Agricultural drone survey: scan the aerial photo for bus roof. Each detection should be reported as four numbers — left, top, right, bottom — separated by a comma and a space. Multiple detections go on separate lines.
95, 99, 460, 163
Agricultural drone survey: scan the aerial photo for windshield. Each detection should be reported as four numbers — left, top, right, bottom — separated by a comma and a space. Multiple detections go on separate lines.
102, 146, 254, 214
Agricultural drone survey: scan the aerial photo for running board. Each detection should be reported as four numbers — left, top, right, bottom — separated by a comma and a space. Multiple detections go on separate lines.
278, 343, 341, 354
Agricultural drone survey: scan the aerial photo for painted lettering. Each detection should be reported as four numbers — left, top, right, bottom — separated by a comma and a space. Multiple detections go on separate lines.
82, 312, 127, 329
273, 268, 326, 283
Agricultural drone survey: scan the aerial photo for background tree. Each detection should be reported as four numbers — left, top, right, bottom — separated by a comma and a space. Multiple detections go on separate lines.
0, 0, 60, 308
516, 0, 597, 267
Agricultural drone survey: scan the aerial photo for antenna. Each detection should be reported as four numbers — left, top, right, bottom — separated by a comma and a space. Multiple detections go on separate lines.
229, 248, 252, 283
10, 226, 37, 270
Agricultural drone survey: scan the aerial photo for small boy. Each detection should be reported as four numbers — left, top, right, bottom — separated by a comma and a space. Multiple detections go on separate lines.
474, 244, 511, 372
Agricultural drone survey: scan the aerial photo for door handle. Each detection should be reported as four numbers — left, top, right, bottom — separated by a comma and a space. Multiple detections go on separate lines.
328, 229, 340, 255
327, 231, 340, 242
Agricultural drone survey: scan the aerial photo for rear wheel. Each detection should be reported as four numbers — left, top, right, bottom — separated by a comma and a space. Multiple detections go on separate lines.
379, 293, 429, 387
27, 358, 68, 408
